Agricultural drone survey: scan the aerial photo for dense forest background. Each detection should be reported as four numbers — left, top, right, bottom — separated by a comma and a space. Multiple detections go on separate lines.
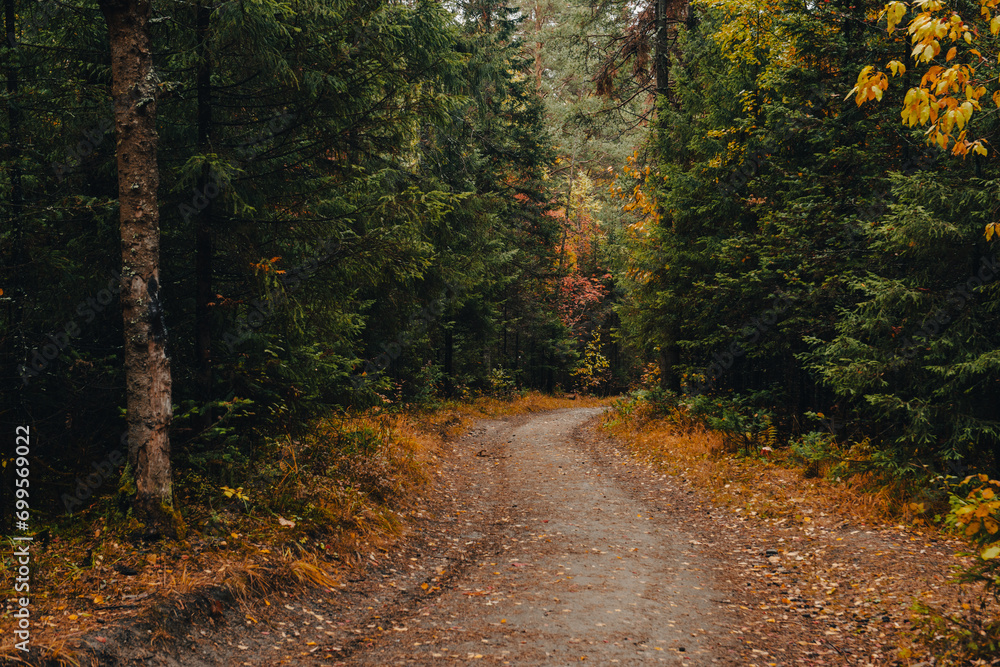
2, 0, 999, 531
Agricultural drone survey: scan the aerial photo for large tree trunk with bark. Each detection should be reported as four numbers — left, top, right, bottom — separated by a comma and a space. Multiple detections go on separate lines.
99, 0, 177, 538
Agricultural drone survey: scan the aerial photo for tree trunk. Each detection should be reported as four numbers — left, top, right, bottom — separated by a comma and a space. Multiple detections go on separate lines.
99, 0, 177, 538
5, 0, 21, 225
514, 328, 520, 379
195, 0, 213, 427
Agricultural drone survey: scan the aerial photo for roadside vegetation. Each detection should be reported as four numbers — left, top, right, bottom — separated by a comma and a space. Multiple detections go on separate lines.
604, 389, 1000, 665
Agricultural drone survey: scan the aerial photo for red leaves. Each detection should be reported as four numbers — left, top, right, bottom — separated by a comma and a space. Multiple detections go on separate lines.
556, 274, 610, 332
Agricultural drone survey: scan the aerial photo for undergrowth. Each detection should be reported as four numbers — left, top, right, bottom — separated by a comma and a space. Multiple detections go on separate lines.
604, 390, 1000, 666
603, 391, 909, 524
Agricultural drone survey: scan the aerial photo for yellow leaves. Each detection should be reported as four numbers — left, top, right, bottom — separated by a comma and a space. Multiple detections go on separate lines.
849, 66, 889, 105
901, 86, 934, 126
911, 41, 940, 63
920, 64, 942, 88
949, 477, 1000, 564
221, 485, 250, 501
885, 1, 908, 31
866, 1, 1000, 156
986, 222, 1000, 240
908, 13, 935, 41
965, 83, 986, 102
952, 100, 974, 130
952, 137, 987, 157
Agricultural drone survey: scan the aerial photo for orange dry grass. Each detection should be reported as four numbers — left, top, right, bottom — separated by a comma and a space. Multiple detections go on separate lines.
0, 637, 82, 666
603, 401, 912, 527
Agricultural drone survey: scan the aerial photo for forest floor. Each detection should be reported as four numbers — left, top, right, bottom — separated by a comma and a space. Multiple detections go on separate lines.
3, 405, 992, 666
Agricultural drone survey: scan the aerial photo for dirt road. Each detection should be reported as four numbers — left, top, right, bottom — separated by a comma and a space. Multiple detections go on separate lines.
111, 408, 739, 666
344, 407, 738, 665
102, 407, 960, 666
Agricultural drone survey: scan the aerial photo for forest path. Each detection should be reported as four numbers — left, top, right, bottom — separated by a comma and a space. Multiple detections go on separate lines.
129, 407, 959, 666
332, 406, 738, 665
135, 408, 737, 666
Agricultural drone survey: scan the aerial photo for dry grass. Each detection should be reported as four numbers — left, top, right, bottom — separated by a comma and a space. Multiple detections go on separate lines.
602, 400, 917, 528
0, 637, 82, 666
287, 559, 339, 589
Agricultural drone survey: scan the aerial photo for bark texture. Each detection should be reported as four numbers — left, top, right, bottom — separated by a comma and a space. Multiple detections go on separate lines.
99, 0, 176, 536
